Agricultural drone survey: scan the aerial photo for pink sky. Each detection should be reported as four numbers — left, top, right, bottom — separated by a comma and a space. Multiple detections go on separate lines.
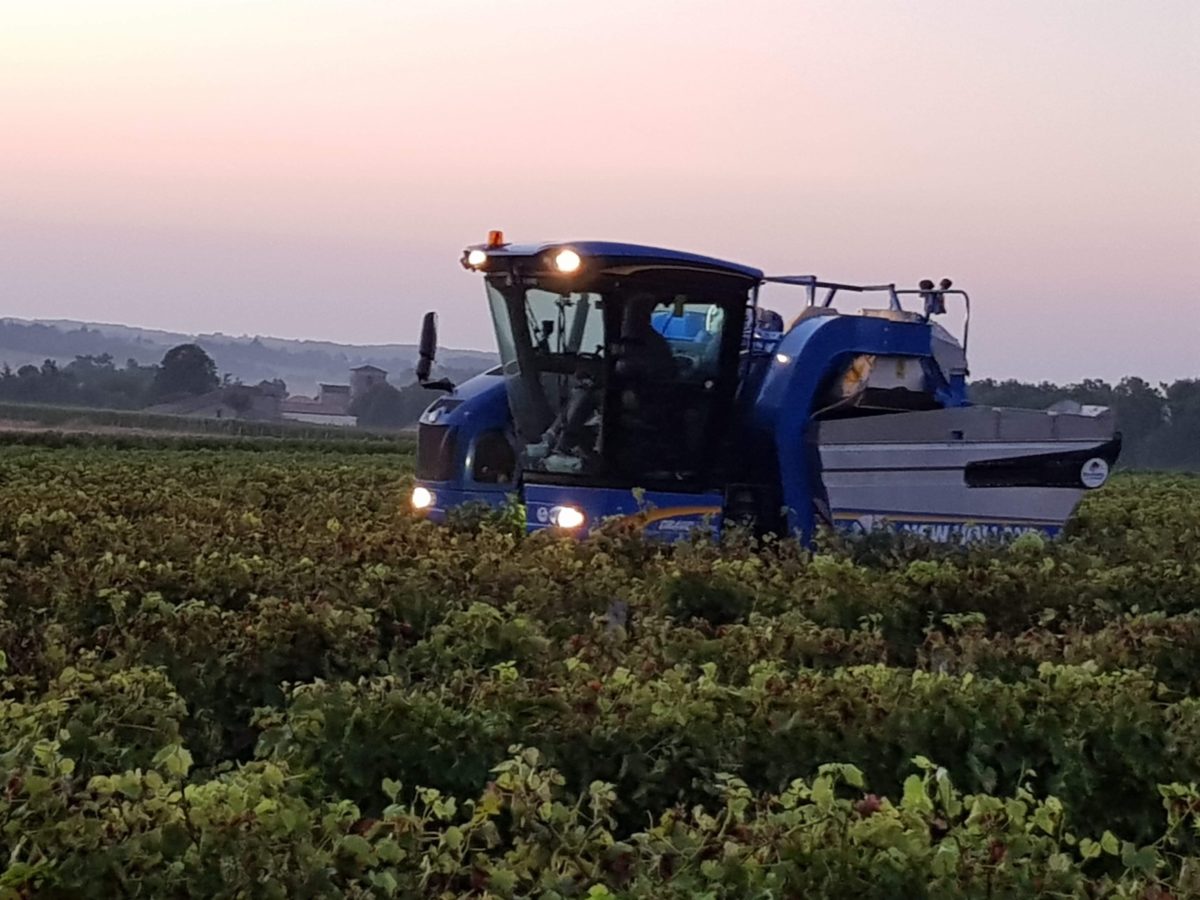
1, 0, 1197, 381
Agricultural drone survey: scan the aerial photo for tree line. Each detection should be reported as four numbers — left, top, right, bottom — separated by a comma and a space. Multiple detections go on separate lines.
0, 346, 221, 409
0, 344, 445, 430
971, 376, 1199, 471
0, 319, 495, 394
3, 348, 1196, 464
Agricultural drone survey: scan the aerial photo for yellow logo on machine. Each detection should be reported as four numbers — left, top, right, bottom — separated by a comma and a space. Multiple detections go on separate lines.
621, 506, 722, 534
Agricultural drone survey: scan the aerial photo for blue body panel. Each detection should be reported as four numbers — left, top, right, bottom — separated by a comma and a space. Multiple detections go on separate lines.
415, 369, 513, 519
651, 310, 710, 340
525, 483, 722, 542
418, 484, 512, 523
750, 314, 938, 540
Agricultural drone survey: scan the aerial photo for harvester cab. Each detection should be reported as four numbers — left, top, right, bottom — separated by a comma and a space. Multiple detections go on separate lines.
411, 235, 1120, 544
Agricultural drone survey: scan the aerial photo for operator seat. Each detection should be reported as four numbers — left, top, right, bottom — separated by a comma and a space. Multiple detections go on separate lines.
614, 294, 676, 382
612, 294, 683, 475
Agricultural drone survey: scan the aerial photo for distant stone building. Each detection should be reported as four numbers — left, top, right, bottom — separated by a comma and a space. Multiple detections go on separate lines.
147, 366, 391, 428
350, 365, 388, 399
279, 366, 389, 427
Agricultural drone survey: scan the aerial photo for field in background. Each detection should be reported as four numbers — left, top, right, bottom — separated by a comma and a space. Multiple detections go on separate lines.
0, 400, 416, 445
0, 437, 1197, 896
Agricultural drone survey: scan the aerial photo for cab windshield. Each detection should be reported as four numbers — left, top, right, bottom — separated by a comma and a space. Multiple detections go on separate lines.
486, 274, 748, 485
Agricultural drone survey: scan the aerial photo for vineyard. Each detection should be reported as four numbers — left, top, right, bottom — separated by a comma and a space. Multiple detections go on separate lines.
0, 436, 1198, 898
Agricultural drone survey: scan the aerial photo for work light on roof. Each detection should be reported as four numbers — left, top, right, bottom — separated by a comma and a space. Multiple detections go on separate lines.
466, 249, 488, 268
554, 249, 582, 273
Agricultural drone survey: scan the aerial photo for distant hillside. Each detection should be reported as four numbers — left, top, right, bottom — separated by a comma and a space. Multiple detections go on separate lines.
0, 318, 496, 395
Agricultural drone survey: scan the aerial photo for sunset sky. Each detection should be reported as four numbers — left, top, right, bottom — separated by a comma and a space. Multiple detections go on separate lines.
1, 0, 1196, 381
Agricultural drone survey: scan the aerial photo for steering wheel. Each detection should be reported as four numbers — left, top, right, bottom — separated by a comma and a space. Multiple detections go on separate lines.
569, 350, 604, 375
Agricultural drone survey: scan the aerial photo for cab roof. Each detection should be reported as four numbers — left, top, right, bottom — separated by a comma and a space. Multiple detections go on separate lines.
468, 240, 764, 281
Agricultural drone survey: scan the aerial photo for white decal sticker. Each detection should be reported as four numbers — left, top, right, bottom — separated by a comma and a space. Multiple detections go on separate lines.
1080, 458, 1109, 489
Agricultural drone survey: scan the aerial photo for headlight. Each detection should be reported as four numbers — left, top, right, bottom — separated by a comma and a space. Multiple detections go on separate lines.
411, 486, 434, 510
553, 249, 581, 273
550, 505, 586, 529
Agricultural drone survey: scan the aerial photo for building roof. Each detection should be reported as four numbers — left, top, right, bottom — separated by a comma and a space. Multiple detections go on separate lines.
351, 364, 387, 374
318, 383, 351, 392
280, 410, 357, 422
282, 394, 351, 413
279, 397, 321, 410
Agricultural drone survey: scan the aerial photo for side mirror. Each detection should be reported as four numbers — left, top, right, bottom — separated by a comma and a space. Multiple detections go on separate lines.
416, 311, 437, 382
416, 311, 455, 392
